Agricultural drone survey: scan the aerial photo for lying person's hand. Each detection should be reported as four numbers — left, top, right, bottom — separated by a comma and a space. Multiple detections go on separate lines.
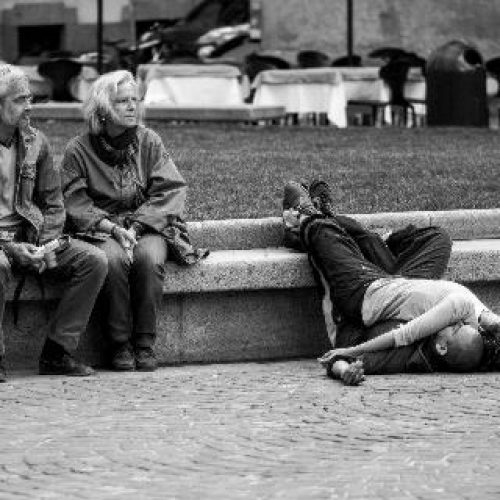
326, 358, 365, 386
339, 360, 365, 386
317, 347, 352, 366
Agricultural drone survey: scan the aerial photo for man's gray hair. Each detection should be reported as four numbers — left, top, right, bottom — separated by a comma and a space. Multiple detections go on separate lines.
82, 69, 143, 135
0, 64, 29, 100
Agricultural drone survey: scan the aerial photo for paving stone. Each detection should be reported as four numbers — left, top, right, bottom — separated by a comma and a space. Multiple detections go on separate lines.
0, 362, 499, 499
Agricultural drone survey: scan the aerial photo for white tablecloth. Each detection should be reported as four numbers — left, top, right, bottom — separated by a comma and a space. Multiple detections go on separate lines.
335, 66, 427, 123
139, 64, 246, 106
252, 68, 347, 127
338, 66, 427, 118
336, 67, 390, 102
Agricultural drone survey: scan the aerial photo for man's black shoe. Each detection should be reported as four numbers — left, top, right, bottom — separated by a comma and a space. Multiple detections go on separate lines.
309, 179, 336, 217
111, 343, 135, 371
39, 353, 95, 377
283, 181, 322, 217
0, 356, 7, 383
135, 347, 157, 372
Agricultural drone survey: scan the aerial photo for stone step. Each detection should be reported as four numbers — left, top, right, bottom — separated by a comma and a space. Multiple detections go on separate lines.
186, 209, 500, 251
162, 239, 500, 293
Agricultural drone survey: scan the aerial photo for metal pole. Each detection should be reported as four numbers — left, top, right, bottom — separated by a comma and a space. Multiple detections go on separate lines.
129, 0, 137, 48
347, 0, 353, 65
97, 0, 103, 74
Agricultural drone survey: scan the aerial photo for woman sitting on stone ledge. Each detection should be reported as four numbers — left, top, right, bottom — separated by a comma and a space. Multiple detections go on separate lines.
61, 70, 207, 373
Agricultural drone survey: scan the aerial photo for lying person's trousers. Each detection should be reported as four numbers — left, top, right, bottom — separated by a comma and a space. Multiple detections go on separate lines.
302, 217, 452, 329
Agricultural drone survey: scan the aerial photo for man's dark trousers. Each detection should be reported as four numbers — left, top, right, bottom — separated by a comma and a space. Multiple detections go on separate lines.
0, 239, 107, 356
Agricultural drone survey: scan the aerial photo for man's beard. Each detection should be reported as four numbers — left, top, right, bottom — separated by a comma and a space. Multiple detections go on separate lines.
19, 114, 31, 131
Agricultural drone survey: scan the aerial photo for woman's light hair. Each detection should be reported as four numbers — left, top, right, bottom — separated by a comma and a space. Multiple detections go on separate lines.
0, 64, 29, 100
83, 70, 143, 134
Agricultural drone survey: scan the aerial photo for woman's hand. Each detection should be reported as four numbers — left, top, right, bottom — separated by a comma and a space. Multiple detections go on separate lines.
111, 225, 137, 260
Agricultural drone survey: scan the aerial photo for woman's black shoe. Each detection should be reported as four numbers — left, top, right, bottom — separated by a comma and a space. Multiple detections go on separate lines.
111, 343, 135, 371
39, 353, 95, 376
135, 347, 157, 371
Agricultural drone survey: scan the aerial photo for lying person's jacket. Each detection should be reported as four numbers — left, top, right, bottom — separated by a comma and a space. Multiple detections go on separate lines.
336, 320, 500, 375
334, 320, 448, 374
9, 125, 65, 245
61, 125, 207, 265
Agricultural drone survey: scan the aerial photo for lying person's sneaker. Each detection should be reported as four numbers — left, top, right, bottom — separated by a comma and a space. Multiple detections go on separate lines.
39, 353, 95, 376
135, 347, 158, 372
309, 179, 336, 217
0, 356, 7, 383
39, 338, 95, 376
283, 181, 322, 217
111, 343, 135, 371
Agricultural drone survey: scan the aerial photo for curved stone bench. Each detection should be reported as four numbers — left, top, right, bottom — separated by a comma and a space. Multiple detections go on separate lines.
5, 209, 500, 370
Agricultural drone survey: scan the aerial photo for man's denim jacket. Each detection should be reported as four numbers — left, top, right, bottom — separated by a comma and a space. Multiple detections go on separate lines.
13, 125, 65, 245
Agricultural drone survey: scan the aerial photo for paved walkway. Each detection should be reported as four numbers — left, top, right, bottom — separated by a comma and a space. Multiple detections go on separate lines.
0, 360, 499, 500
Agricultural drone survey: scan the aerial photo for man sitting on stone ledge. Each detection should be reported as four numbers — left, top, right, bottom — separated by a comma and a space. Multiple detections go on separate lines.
282, 180, 500, 386
0, 64, 108, 381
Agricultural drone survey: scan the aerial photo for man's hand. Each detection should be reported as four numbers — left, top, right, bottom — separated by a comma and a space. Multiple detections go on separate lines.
4, 242, 45, 270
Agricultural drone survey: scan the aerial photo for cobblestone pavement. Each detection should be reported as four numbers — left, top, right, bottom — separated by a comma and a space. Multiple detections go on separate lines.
0, 360, 499, 500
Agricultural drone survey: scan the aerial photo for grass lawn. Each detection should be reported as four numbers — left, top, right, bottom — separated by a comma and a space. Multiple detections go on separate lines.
34, 120, 500, 221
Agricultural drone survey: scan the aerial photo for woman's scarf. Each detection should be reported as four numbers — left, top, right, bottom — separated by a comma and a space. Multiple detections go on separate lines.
90, 126, 138, 166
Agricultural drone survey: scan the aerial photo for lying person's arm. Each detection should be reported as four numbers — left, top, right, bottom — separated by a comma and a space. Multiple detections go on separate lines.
319, 292, 476, 364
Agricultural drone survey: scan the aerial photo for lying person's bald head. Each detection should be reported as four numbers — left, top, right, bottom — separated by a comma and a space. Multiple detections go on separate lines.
435, 323, 484, 372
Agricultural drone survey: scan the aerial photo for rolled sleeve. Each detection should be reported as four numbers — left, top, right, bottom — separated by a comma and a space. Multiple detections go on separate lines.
130, 130, 187, 232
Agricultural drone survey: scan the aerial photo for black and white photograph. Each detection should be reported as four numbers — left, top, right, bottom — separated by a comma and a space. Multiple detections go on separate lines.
0, 0, 500, 498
